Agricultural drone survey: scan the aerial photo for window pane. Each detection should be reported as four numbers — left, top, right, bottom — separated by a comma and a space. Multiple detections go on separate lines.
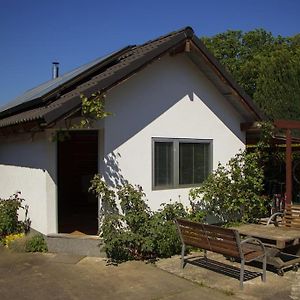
154, 142, 173, 187
179, 143, 209, 185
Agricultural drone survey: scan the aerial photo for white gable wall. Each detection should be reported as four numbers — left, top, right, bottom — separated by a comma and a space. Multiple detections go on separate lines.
102, 53, 246, 209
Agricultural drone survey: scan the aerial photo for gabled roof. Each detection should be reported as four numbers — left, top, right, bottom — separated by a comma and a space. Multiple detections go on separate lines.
0, 26, 265, 132
0, 48, 130, 114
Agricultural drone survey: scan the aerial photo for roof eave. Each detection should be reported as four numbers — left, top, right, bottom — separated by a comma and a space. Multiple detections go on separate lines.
0, 119, 44, 137
189, 35, 266, 122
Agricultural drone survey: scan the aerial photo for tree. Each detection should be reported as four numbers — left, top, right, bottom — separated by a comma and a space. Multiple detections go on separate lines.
201, 30, 300, 120
254, 46, 300, 119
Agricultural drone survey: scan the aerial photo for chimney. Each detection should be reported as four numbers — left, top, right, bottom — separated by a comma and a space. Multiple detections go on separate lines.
52, 62, 59, 79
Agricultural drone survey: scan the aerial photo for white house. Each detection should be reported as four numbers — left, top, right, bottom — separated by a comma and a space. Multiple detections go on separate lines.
0, 27, 264, 235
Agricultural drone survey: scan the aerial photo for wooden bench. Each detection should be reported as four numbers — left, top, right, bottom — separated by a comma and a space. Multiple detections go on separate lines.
267, 204, 300, 228
176, 219, 267, 288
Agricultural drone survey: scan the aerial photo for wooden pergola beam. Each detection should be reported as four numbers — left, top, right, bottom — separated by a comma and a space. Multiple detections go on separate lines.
286, 129, 292, 205
273, 119, 300, 205
274, 119, 300, 130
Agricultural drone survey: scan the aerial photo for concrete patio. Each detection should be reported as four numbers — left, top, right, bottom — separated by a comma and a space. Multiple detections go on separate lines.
156, 252, 300, 300
0, 247, 234, 300
1, 246, 300, 299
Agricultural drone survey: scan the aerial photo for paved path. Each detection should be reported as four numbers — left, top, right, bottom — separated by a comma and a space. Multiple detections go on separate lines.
0, 248, 233, 300
156, 253, 300, 300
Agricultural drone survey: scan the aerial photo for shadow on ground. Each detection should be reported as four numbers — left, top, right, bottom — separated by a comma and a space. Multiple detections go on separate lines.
156, 252, 300, 300
187, 257, 261, 282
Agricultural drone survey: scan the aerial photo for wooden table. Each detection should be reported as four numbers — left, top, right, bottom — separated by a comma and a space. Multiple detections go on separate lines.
233, 224, 300, 274
234, 224, 300, 249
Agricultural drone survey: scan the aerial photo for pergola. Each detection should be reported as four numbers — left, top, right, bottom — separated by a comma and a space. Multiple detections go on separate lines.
274, 120, 300, 205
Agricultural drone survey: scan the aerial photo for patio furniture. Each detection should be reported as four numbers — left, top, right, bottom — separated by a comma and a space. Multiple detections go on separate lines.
234, 223, 300, 275
267, 204, 300, 228
176, 219, 266, 288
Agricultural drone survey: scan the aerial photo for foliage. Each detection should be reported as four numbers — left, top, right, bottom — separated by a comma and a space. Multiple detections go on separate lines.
254, 46, 300, 120
54, 130, 71, 142
51, 91, 111, 141
149, 202, 188, 258
75, 91, 111, 128
253, 121, 288, 196
189, 150, 268, 224
89, 176, 204, 262
0, 192, 30, 240
202, 29, 300, 120
89, 174, 119, 232
24, 234, 48, 253
2, 233, 25, 248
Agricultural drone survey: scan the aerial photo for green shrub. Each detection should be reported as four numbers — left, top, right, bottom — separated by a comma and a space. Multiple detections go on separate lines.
117, 183, 153, 260
89, 176, 205, 263
189, 150, 268, 224
25, 234, 48, 252
149, 202, 187, 258
0, 192, 30, 240
3, 233, 25, 248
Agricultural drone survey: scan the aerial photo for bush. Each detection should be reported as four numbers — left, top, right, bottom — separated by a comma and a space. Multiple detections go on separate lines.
89, 176, 204, 262
0, 192, 30, 240
2, 233, 25, 248
149, 202, 187, 258
25, 234, 48, 253
189, 150, 268, 224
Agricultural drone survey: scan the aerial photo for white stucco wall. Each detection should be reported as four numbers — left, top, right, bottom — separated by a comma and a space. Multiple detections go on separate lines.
102, 53, 246, 210
0, 52, 250, 233
0, 131, 57, 234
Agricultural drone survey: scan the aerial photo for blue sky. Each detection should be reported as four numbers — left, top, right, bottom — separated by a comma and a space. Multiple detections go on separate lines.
0, 0, 299, 107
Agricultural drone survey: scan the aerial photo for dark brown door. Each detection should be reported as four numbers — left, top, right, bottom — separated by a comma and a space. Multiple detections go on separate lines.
57, 131, 98, 235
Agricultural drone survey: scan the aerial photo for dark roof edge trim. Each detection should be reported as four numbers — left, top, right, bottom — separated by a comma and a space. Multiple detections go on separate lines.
0, 120, 43, 137
190, 35, 266, 121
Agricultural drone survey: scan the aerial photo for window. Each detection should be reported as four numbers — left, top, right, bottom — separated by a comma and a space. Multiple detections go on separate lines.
154, 142, 173, 187
153, 138, 212, 189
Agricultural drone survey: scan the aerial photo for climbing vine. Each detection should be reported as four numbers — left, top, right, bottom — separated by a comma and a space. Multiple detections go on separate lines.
76, 91, 111, 128
52, 90, 111, 141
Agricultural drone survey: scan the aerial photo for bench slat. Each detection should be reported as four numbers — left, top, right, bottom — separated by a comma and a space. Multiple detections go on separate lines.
206, 245, 240, 258
179, 227, 236, 242
180, 232, 239, 252
182, 236, 212, 249
203, 229, 237, 242
176, 219, 241, 257
178, 219, 236, 237
177, 220, 237, 240
182, 236, 240, 258
208, 237, 239, 252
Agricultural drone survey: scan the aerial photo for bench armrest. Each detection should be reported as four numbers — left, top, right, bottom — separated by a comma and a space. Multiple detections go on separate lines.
267, 212, 283, 226
240, 237, 266, 260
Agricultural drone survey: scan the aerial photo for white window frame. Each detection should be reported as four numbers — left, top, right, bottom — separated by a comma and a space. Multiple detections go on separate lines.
152, 138, 213, 190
